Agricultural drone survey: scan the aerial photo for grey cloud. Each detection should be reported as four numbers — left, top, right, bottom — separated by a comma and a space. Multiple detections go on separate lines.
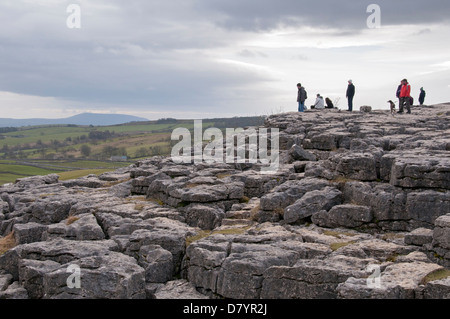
237, 49, 268, 58
0, 39, 274, 112
291, 54, 309, 61
0, 0, 270, 112
201, 0, 450, 31
1, 0, 449, 117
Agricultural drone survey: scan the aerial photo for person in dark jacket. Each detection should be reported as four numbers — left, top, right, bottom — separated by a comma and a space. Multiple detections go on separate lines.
419, 87, 426, 105
346, 80, 355, 112
297, 83, 307, 112
325, 97, 334, 109
396, 81, 402, 106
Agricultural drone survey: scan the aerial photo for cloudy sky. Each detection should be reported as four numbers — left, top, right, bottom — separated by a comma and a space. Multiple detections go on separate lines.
0, 0, 449, 120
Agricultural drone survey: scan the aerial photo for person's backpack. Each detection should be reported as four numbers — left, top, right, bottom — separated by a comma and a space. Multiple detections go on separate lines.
409, 97, 414, 105
304, 90, 308, 100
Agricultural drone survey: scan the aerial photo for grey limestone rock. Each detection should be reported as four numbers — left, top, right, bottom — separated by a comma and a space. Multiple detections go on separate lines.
261, 255, 375, 299
337, 261, 443, 299
433, 214, 450, 249
42, 253, 146, 299
387, 153, 450, 189
288, 144, 317, 162
13, 222, 47, 245
284, 187, 342, 224
423, 277, 450, 299
14, 174, 59, 189
61, 175, 107, 188
0, 281, 29, 299
311, 205, 373, 228
260, 178, 329, 211
426, 214, 450, 267
152, 280, 209, 299
137, 245, 173, 283
0, 273, 13, 291
360, 106, 372, 113
184, 204, 225, 230
406, 191, 450, 225
405, 228, 434, 246
19, 259, 61, 299
44, 213, 105, 241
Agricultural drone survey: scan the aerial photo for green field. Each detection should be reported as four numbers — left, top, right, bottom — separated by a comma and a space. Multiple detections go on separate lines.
0, 116, 265, 185
1, 126, 91, 147
0, 121, 214, 147
0, 160, 131, 185
0, 122, 180, 185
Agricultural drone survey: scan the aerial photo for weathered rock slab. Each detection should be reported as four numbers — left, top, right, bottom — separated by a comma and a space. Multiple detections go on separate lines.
284, 187, 342, 224
312, 205, 373, 228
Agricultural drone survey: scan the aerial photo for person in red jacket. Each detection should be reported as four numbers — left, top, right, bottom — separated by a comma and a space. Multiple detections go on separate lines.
398, 79, 412, 114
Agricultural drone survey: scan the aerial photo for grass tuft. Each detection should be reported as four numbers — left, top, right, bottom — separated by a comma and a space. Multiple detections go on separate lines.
239, 196, 250, 204
66, 216, 80, 225
0, 232, 16, 256
421, 268, 450, 285
274, 207, 284, 217
147, 198, 165, 206
250, 204, 261, 221
186, 226, 251, 247
185, 183, 201, 189
134, 203, 146, 211
330, 241, 356, 251
323, 230, 358, 238
103, 178, 131, 188
177, 201, 189, 208
216, 173, 232, 179
185, 230, 212, 247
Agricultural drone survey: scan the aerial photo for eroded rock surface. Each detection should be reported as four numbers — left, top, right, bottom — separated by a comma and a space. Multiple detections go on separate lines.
0, 104, 449, 299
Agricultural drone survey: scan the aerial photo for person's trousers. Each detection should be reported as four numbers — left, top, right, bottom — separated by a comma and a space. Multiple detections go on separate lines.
298, 102, 305, 112
399, 97, 411, 113
347, 96, 354, 111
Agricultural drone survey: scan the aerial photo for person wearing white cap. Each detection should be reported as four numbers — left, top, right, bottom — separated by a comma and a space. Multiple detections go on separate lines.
346, 79, 355, 112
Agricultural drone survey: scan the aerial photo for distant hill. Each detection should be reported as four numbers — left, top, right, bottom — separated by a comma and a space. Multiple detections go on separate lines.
0, 113, 149, 127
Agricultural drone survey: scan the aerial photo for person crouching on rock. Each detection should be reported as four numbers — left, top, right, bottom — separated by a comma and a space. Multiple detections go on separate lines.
398, 79, 412, 114
311, 94, 325, 109
325, 97, 334, 109
297, 83, 307, 112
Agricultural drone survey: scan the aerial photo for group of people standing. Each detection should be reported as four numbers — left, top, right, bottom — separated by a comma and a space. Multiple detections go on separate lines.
395, 79, 427, 114
297, 79, 426, 113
